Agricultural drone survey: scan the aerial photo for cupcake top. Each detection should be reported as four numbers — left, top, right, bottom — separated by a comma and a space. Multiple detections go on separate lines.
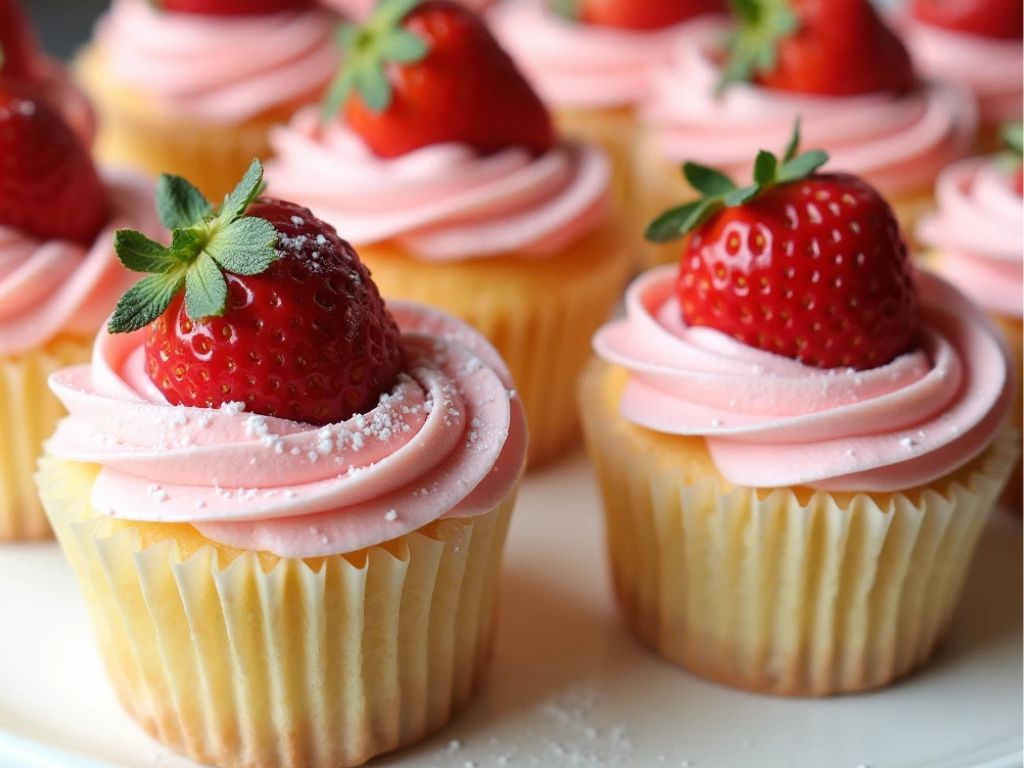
901, 0, 1022, 126
643, 4, 977, 197
94, 0, 341, 123
918, 126, 1024, 318
489, 0, 726, 110
325, 0, 494, 20
267, 0, 610, 260
596, 127, 1012, 492
46, 160, 527, 558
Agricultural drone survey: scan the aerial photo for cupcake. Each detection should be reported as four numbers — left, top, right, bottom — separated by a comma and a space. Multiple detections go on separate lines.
490, 0, 727, 209
75, 0, 340, 201
326, 0, 494, 19
267, 0, 628, 465
39, 160, 526, 767
901, 0, 1022, 149
0, 81, 159, 541
581, 128, 1017, 696
636, 0, 977, 268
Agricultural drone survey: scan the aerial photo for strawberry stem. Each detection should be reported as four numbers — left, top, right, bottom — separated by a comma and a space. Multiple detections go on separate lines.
719, 0, 798, 93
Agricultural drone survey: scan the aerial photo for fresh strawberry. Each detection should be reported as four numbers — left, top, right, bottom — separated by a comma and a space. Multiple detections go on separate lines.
0, 81, 108, 243
911, 0, 1022, 40
723, 0, 916, 97
551, 0, 726, 31
646, 123, 918, 370
324, 0, 554, 159
109, 160, 405, 426
0, 0, 41, 82
150, 0, 315, 15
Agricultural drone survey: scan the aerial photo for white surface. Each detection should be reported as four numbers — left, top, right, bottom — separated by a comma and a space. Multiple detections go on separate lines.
0, 453, 1021, 768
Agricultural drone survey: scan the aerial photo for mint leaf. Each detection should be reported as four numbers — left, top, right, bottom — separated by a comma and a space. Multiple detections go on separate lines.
156, 174, 211, 230
218, 159, 265, 226
170, 227, 204, 260
114, 230, 176, 273
184, 252, 228, 321
753, 150, 777, 186
108, 271, 185, 334
683, 162, 736, 197
779, 149, 829, 183
206, 217, 277, 276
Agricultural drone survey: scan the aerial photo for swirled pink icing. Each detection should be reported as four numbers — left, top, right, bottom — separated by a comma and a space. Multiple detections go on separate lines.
266, 109, 610, 260
324, 0, 494, 20
902, 18, 1023, 126
46, 303, 527, 558
643, 19, 978, 196
918, 158, 1023, 318
0, 170, 160, 357
95, 0, 341, 123
489, 0, 720, 109
594, 268, 1012, 492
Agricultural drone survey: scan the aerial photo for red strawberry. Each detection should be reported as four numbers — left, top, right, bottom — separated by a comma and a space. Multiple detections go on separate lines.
0, 81, 108, 243
551, 0, 726, 31
109, 160, 405, 426
646, 124, 918, 370
723, 0, 916, 97
324, 0, 555, 159
150, 0, 315, 15
911, 0, 1022, 40
0, 0, 41, 82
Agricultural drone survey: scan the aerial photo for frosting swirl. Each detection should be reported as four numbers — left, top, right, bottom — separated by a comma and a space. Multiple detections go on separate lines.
902, 18, 1023, 126
489, 0, 715, 109
96, 0, 341, 123
0, 170, 160, 356
918, 157, 1023, 318
594, 268, 1012, 492
643, 20, 977, 196
266, 109, 610, 260
46, 303, 527, 558
324, 0, 494, 19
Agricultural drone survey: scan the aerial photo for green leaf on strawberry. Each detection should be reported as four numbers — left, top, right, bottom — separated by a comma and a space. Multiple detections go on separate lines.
720, 0, 798, 92
1002, 121, 1023, 157
108, 158, 278, 334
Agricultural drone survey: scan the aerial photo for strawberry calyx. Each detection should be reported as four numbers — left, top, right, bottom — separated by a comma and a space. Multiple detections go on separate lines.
1001, 121, 1023, 195
322, 0, 429, 118
719, 0, 798, 92
108, 159, 278, 334
550, 0, 581, 21
646, 120, 827, 243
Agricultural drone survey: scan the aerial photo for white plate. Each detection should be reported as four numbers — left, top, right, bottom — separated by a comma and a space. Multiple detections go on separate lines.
0, 453, 1020, 768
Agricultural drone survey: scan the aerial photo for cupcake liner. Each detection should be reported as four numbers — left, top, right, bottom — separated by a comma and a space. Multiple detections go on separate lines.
0, 335, 91, 541
360, 220, 629, 465
580, 360, 1019, 696
994, 314, 1022, 508
555, 106, 637, 216
39, 457, 516, 768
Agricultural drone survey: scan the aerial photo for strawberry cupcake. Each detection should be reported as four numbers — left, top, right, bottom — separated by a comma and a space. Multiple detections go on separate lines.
38, 161, 526, 767
581, 129, 1017, 696
267, 0, 628, 465
490, 0, 727, 209
326, 0, 494, 19
901, 0, 1022, 149
75, 0, 340, 201
0, 82, 159, 541
636, 0, 978, 268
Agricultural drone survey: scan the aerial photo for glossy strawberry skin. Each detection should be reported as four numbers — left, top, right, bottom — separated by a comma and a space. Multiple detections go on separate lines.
676, 173, 918, 370
569, 0, 725, 30
151, 0, 315, 15
345, 1, 555, 159
910, 0, 1023, 40
0, 81, 108, 243
0, 0, 40, 81
146, 200, 406, 426
758, 0, 916, 97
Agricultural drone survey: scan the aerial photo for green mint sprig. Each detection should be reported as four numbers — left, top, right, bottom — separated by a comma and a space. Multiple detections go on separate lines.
108, 159, 277, 334
645, 119, 828, 243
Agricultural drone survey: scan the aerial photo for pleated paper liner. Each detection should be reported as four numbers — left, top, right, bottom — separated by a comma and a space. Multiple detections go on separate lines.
359, 219, 629, 466
580, 360, 1019, 697
39, 457, 516, 768
555, 106, 637, 215
995, 314, 1022, 509
0, 335, 91, 540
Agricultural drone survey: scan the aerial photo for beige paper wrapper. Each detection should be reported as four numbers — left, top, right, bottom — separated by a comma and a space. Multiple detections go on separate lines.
39, 457, 516, 768
359, 219, 629, 466
0, 335, 91, 540
579, 360, 1019, 696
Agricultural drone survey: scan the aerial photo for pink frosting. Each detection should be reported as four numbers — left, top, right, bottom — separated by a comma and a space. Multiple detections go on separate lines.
919, 157, 1023, 318
489, 0, 719, 109
902, 18, 1023, 126
266, 109, 610, 260
324, 0, 494, 20
0, 170, 160, 357
643, 19, 978, 196
95, 0, 341, 123
594, 268, 1012, 492
46, 303, 527, 558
